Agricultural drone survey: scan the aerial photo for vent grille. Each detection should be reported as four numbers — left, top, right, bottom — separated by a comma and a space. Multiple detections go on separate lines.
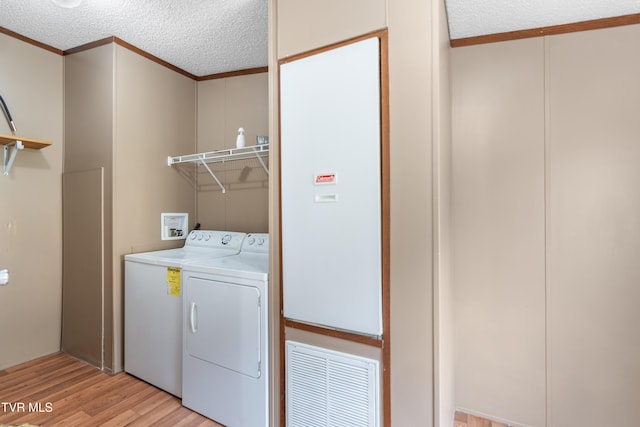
286, 341, 379, 427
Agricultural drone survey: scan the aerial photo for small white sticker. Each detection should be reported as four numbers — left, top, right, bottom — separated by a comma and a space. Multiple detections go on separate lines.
314, 194, 338, 203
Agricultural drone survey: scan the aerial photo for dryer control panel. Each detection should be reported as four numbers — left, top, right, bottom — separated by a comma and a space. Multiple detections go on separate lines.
242, 233, 269, 253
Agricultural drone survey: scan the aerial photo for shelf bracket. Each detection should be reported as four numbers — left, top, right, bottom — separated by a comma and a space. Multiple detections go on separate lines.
198, 157, 226, 194
3, 140, 23, 176
252, 146, 270, 176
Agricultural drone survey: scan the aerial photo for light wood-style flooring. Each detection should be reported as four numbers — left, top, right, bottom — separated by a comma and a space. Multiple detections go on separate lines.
2, 352, 516, 427
455, 411, 511, 427
0, 352, 221, 427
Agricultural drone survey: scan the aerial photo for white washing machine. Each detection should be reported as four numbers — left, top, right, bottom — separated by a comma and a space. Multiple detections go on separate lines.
181, 233, 269, 427
124, 230, 246, 397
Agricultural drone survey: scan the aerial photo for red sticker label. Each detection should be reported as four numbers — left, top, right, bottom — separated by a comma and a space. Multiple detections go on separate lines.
315, 173, 336, 184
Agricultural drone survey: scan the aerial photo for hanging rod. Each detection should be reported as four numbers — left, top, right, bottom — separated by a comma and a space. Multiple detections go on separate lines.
167, 144, 269, 193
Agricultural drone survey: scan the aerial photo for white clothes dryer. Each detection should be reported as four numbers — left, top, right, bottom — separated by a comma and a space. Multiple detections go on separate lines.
181, 233, 269, 427
124, 230, 246, 397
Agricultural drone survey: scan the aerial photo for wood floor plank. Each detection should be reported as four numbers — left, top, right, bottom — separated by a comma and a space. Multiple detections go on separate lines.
82, 375, 144, 416
455, 411, 468, 422
14, 372, 126, 426
49, 410, 93, 427
0, 353, 221, 426
172, 412, 209, 427
128, 387, 175, 417
455, 411, 511, 427
161, 405, 212, 426
2, 354, 75, 388
124, 394, 186, 427
197, 419, 223, 427
83, 381, 156, 421
13, 365, 99, 403
1, 357, 91, 399
98, 409, 139, 427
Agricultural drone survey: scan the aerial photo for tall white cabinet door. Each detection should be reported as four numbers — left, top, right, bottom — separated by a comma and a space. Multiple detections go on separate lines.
280, 37, 382, 336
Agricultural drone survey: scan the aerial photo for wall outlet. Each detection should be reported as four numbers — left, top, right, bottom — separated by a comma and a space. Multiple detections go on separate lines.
0, 269, 8, 286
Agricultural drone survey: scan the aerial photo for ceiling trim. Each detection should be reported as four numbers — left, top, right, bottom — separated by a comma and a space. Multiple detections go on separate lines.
2, 26, 268, 81
62, 36, 113, 55
0, 26, 63, 55
450, 13, 640, 48
113, 37, 198, 80
62, 36, 198, 80
64, 37, 268, 81
196, 66, 268, 82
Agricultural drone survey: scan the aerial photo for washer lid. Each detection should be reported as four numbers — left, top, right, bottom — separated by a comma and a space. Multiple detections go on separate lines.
124, 230, 247, 267
124, 246, 241, 267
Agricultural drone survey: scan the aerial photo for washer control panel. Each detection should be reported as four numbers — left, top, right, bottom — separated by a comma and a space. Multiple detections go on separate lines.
185, 230, 246, 250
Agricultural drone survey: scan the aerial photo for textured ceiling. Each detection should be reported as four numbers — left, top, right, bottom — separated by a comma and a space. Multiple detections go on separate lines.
446, 0, 640, 40
1, 0, 639, 77
0, 0, 268, 77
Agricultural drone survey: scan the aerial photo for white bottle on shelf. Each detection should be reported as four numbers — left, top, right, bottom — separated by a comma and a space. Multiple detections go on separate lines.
236, 127, 246, 148
0, 269, 8, 286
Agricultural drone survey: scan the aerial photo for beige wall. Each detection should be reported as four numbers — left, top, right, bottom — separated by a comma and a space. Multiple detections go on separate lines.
63, 43, 114, 369
62, 168, 104, 367
387, 0, 436, 422
274, 0, 450, 426
452, 38, 546, 426
64, 43, 196, 373
434, 0, 454, 424
0, 33, 64, 369
276, 0, 386, 59
196, 73, 268, 232
452, 24, 640, 426
266, 1, 281, 425
546, 25, 640, 427
114, 45, 196, 373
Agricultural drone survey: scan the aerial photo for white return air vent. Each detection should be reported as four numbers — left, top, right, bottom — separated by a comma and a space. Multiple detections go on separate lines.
286, 341, 380, 427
